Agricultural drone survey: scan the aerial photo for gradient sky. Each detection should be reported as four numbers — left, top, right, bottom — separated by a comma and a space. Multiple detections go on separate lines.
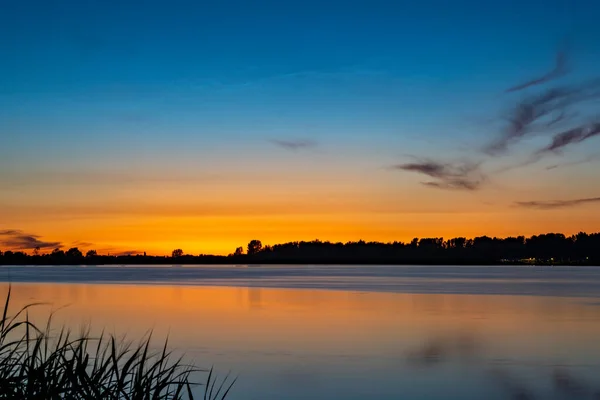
1, 0, 600, 255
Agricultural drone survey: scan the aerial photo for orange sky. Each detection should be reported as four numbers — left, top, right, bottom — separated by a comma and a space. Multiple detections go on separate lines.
2, 162, 600, 255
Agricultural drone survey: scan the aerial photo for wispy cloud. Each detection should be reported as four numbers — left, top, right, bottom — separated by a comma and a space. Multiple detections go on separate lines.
112, 250, 143, 257
390, 44, 599, 195
492, 154, 545, 174
0, 230, 62, 250
489, 122, 600, 175
490, 120, 600, 174
486, 87, 578, 155
515, 197, 600, 209
390, 160, 485, 191
505, 49, 570, 93
71, 240, 95, 248
537, 122, 600, 154
485, 45, 600, 156
269, 139, 317, 151
546, 154, 600, 170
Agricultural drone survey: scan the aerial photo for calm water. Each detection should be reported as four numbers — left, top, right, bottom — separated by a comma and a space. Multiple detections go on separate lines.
1, 265, 600, 399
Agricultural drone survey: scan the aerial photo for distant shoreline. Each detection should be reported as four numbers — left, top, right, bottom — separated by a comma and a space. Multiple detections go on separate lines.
2, 233, 599, 266
0, 259, 598, 267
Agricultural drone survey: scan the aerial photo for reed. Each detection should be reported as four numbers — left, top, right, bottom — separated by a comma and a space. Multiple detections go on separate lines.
0, 286, 235, 399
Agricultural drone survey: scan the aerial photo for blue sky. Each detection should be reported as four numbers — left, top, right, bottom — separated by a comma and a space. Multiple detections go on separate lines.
1, 0, 600, 254
2, 0, 598, 157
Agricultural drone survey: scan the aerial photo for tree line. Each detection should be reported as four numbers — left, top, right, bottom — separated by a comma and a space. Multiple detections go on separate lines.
1, 232, 599, 265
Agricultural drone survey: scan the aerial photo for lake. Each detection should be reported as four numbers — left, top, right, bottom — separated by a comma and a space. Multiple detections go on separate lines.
1, 265, 600, 399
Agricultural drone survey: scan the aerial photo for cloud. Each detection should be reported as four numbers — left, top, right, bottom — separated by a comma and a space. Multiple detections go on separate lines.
390, 160, 485, 191
491, 122, 600, 174
546, 154, 600, 170
515, 197, 600, 209
112, 250, 143, 257
537, 122, 600, 154
269, 139, 317, 151
486, 88, 576, 155
71, 241, 95, 248
486, 75, 600, 156
492, 153, 546, 174
396, 45, 599, 189
421, 180, 481, 191
505, 48, 569, 93
0, 230, 62, 250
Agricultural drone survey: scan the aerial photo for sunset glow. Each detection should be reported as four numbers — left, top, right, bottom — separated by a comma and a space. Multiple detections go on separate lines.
1, 1, 600, 255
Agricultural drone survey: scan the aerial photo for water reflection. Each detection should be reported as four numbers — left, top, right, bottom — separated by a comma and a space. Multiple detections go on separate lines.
248, 287, 262, 310
406, 333, 480, 366
2, 283, 600, 400
406, 331, 600, 399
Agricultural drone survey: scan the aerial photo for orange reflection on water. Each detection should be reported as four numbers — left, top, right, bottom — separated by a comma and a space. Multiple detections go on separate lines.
4, 283, 600, 356
4, 283, 600, 399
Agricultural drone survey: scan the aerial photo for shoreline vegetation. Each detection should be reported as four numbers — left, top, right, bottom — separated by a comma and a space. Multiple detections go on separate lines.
1, 232, 599, 266
0, 287, 235, 399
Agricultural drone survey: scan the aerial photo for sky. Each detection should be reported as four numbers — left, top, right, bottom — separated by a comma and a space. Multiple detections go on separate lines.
1, 0, 600, 255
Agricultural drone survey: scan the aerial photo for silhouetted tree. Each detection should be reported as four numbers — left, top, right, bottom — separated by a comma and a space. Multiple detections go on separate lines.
66, 247, 83, 259
51, 248, 65, 257
33, 246, 40, 256
247, 240, 262, 255
2, 232, 600, 265
171, 249, 184, 258
447, 237, 467, 249
86, 250, 97, 258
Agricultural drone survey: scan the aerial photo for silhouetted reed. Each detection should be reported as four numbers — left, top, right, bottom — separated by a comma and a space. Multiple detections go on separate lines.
0, 287, 235, 399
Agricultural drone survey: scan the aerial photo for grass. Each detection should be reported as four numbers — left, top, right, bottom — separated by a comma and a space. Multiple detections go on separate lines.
0, 286, 236, 399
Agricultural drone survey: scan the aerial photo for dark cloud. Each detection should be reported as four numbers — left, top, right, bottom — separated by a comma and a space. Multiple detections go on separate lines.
492, 123, 600, 173
71, 241, 94, 247
546, 111, 566, 127
393, 46, 599, 195
269, 139, 317, 151
491, 122, 600, 174
486, 66, 600, 156
515, 197, 600, 209
505, 49, 569, 93
390, 160, 485, 191
537, 122, 600, 154
0, 230, 62, 250
486, 87, 578, 155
